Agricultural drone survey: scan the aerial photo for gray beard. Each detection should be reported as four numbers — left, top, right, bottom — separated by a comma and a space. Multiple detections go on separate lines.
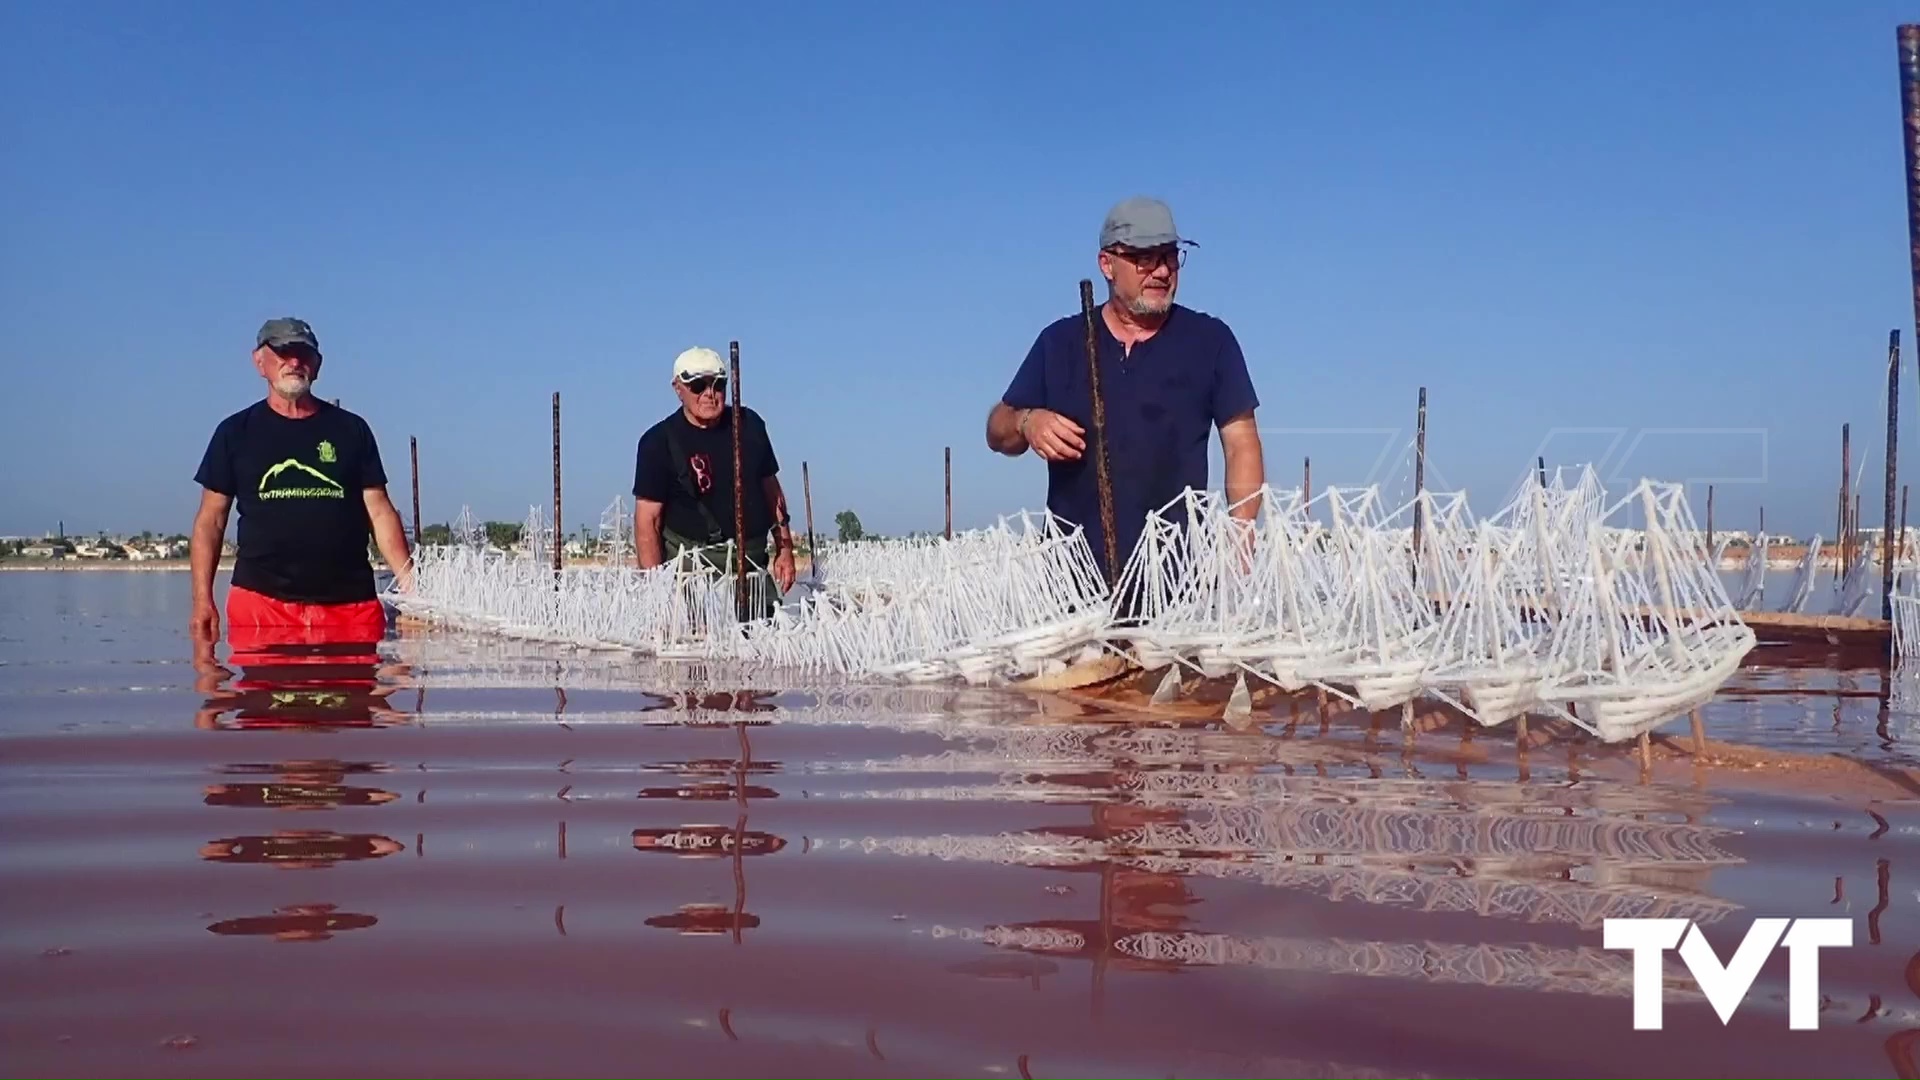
272, 375, 312, 400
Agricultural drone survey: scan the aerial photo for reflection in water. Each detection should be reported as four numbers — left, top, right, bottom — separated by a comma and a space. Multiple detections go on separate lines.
145, 627, 1920, 1072
205, 781, 399, 810
646, 905, 765, 935
200, 831, 406, 868
205, 759, 399, 810
193, 627, 411, 732
208, 903, 378, 943
629, 722, 782, 943
633, 826, 787, 857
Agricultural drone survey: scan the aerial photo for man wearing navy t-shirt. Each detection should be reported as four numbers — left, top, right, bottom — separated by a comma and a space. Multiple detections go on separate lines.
986, 196, 1266, 584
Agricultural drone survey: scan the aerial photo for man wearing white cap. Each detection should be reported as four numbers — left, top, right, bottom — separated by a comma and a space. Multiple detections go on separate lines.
632, 346, 796, 611
986, 196, 1266, 584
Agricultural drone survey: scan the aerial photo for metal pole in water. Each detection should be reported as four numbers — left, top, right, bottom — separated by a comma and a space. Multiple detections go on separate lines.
730, 342, 747, 623
1412, 387, 1428, 589
1841, 423, 1852, 577
551, 393, 562, 586
1079, 279, 1119, 587
1896, 25, 1920, 626
1712, 484, 1728, 557
802, 461, 817, 573
944, 446, 952, 541
409, 435, 421, 549
1884, 330, 1902, 627
1899, 24, 1920, 393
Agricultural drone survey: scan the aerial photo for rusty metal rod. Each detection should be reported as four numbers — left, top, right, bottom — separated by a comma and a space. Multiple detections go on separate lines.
1706, 484, 1714, 557
1412, 386, 1428, 588
1536, 455, 1546, 488
730, 342, 747, 623
409, 435, 421, 549
802, 461, 817, 573
1885, 330, 1902, 628
1304, 457, 1311, 505
551, 392, 562, 585
1079, 279, 1118, 586
944, 446, 952, 541
1900, 25, 1920, 408
1841, 423, 1852, 577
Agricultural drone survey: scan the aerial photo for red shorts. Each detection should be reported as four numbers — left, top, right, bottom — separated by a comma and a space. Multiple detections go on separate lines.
226, 585, 387, 662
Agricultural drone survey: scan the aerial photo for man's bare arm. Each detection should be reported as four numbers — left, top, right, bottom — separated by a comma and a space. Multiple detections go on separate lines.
986, 402, 1030, 456
189, 488, 232, 636
761, 476, 794, 554
635, 499, 666, 569
362, 487, 414, 590
1219, 410, 1265, 520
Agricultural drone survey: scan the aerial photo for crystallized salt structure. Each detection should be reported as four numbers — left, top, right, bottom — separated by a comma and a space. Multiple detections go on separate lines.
390, 465, 1753, 743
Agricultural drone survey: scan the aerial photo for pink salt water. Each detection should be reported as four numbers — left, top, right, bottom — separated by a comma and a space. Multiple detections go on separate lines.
3, 570, 1917, 1078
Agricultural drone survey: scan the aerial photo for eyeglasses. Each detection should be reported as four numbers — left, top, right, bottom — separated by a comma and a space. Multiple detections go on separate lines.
1104, 245, 1188, 271
680, 376, 727, 395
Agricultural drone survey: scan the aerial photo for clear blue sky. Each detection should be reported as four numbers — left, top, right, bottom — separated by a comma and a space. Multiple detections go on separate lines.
2, 2, 1916, 541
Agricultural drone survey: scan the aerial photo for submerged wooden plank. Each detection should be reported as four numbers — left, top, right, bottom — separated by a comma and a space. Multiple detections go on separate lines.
1011, 653, 1134, 692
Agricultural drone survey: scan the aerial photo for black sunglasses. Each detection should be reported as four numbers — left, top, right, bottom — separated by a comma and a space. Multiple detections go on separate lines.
268, 342, 321, 364
680, 375, 727, 395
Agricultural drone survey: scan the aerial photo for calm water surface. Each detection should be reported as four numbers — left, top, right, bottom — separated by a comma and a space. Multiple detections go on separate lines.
4, 570, 1919, 1078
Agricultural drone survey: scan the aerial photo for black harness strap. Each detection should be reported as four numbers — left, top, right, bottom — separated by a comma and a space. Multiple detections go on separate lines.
661, 424, 727, 543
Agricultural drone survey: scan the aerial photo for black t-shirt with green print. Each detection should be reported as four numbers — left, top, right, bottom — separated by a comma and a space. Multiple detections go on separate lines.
194, 400, 389, 604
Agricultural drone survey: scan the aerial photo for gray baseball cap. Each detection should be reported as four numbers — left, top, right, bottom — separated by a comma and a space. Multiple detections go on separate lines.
1098, 196, 1196, 251
257, 317, 320, 352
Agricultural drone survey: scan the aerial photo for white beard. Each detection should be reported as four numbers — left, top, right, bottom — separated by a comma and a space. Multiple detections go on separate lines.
272, 374, 312, 399
1127, 292, 1172, 316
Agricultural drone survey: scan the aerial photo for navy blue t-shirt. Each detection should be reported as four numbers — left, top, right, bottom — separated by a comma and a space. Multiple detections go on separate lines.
1002, 303, 1258, 581
193, 400, 388, 604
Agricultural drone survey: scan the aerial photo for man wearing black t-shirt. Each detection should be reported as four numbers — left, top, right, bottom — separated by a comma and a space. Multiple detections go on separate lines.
189, 317, 413, 643
632, 346, 797, 614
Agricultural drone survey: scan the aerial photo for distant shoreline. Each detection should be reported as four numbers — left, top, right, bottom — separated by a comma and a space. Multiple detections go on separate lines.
0, 559, 230, 572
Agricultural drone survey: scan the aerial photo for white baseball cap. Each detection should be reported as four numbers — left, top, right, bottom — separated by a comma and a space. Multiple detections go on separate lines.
672, 346, 726, 381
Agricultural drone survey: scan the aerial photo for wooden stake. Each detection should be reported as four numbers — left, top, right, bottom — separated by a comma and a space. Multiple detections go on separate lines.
1689, 707, 1706, 757
944, 446, 953, 541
